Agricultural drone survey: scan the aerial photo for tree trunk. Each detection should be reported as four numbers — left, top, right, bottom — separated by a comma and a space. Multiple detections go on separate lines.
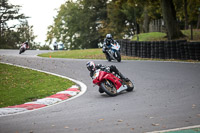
160, 0, 184, 40
190, 25, 193, 40
0, 23, 2, 47
143, 6, 150, 33
197, 14, 200, 29
184, 0, 189, 30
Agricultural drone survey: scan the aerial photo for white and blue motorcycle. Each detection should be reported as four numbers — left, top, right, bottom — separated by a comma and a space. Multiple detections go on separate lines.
104, 42, 121, 62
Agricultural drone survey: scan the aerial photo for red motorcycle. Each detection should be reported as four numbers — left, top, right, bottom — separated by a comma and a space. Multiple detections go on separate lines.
19, 43, 29, 54
92, 69, 134, 96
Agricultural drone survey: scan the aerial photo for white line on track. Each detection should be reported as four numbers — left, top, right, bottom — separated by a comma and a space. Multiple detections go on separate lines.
146, 125, 200, 133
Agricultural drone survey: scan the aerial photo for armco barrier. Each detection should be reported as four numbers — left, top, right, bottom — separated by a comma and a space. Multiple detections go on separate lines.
118, 40, 200, 60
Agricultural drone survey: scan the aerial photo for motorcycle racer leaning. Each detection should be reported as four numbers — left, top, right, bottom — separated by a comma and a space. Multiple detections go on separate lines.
21, 41, 29, 49
86, 61, 129, 93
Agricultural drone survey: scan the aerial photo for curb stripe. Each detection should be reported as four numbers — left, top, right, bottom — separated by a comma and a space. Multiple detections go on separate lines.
66, 88, 81, 92
25, 98, 62, 106
0, 108, 28, 115
46, 94, 71, 100
56, 90, 78, 96
7, 104, 46, 110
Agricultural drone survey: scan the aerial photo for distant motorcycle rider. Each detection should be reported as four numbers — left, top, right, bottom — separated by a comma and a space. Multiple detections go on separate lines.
102, 34, 116, 56
21, 41, 29, 49
86, 61, 128, 93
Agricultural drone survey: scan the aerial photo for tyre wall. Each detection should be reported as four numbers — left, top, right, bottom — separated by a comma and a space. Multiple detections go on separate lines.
118, 40, 200, 60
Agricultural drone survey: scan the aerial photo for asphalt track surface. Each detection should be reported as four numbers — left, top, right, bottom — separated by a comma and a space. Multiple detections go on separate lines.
0, 50, 200, 133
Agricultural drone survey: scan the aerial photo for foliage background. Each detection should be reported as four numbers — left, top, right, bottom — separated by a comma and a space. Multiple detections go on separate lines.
1, 0, 200, 49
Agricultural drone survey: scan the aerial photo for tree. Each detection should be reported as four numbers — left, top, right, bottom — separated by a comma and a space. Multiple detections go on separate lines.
46, 2, 84, 49
0, 0, 37, 49
187, 0, 200, 27
0, 0, 27, 41
160, 0, 184, 40
105, 0, 127, 38
16, 20, 37, 49
46, 0, 107, 49
184, 0, 189, 29
0, 20, 37, 49
142, 0, 161, 33
104, 0, 161, 38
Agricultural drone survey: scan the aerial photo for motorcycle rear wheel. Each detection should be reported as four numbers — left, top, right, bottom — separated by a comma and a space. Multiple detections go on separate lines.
100, 80, 117, 96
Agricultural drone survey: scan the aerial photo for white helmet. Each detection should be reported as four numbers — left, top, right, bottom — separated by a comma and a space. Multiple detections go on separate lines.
86, 61, 96, 72
106, 34, 112, 39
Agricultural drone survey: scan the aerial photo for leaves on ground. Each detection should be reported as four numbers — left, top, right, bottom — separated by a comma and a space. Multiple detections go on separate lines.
192, 104, 196, 108
117, 119, 123, 122
152, 123, 160, 126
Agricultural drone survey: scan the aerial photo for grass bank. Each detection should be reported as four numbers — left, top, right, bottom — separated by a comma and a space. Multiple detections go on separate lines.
0, 63, 75, 108
38, 48, 140, 60
132, 29, 200, 41
132, 32, 166, 41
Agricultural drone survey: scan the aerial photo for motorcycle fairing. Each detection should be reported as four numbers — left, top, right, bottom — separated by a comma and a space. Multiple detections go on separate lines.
111, 43, 120, 51
93, 70, 106, 85
92, 70, 123, 90
102, 73, 122, 90
117, 84, 128, 93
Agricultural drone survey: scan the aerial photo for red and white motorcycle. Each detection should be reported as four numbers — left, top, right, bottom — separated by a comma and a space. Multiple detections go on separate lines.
19, 43, 29, 54
92, 69, 134, 96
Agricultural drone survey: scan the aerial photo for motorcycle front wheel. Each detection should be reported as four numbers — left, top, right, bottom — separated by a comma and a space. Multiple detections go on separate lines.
19, 48, 25, 54
115, 51, 121, 62
100, 80, 117, 96
105, 53, 111, 62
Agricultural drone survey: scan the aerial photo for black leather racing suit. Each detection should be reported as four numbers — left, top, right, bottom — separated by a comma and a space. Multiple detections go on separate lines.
102, 38, 115, 53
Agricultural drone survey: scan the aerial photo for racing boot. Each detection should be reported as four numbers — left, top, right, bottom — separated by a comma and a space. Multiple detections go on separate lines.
99, 87, 104, 93
118, 72, 129, 82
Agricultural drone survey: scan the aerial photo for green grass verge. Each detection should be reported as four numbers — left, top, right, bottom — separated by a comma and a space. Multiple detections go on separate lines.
38, 48, 145, 60
38, 48, 199, 62
132, 32, 166, 41
182, 29, 200, 41
0, 63, 75, 108
132, 29, 200, 41
39, 49, 105, 59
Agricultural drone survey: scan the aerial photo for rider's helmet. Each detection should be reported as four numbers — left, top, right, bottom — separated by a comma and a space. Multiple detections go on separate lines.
106, 34, 112, 40
86, 61, 96, 72
106, 34, 112, 45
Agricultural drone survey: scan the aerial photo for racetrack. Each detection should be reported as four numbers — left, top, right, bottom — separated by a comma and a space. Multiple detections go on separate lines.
0, 50, 200, 133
